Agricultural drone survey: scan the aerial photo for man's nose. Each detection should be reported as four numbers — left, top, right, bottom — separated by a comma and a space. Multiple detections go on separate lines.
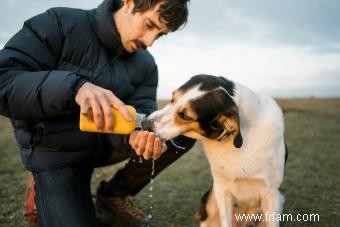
142, 32, 158, 47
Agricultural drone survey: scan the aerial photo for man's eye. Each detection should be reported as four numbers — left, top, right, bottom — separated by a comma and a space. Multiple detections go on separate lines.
146, 23, 153, 29
178, 111, 192, 121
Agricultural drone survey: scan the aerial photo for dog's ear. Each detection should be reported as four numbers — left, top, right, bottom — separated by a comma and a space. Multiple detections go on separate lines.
233, 130, 243, 148
219, 108, 243, 148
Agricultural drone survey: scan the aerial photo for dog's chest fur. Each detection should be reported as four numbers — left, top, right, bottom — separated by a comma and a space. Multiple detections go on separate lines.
202, 141, 267, 206
203, 142, 264, 179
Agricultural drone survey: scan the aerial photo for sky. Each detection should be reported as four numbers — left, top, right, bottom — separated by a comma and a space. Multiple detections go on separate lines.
1, 0, 339, 99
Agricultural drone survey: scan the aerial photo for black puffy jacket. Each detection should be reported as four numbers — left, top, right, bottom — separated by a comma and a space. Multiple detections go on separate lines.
0, 0, 159, 170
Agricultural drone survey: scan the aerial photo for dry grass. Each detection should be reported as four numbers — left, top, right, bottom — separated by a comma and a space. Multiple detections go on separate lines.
0, 98, 339, 226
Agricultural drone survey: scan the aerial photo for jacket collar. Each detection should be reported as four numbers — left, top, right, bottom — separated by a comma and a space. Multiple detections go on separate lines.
94, 0, 124, 57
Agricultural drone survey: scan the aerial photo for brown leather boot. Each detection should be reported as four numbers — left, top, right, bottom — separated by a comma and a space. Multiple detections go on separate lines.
95, 181, 150, 226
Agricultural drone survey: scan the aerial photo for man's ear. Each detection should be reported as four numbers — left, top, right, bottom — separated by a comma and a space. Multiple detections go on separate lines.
124, 0, 135, 11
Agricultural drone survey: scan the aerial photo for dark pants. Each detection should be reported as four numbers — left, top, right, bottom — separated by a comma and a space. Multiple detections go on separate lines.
33, 167, 97, 227
31, 137, 195, 227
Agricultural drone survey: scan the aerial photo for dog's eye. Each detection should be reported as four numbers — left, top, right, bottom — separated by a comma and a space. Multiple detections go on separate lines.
178, 111, 193, 121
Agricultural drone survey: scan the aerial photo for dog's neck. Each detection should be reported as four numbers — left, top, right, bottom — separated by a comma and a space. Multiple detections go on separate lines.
232, 82, 262, 127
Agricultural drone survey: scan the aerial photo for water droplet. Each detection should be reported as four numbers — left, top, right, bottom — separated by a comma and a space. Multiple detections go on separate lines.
151, 160, 155, 176
146, 159, 155, 222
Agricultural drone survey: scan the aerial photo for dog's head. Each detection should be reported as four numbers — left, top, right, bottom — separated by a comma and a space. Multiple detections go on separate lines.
143, 74, 243, 148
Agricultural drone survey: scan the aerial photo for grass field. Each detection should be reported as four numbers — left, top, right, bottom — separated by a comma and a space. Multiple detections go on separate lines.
0, 98, 339, 227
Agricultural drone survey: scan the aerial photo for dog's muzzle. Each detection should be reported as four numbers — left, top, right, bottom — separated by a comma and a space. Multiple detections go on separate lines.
141, 119, 155, 132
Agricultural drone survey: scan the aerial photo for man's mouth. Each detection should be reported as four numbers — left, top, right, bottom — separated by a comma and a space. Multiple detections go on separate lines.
132, 42, 138, 51
132, 40, 146, 51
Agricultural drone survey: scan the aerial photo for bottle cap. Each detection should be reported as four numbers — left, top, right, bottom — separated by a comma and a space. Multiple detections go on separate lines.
135, 113, 146, 130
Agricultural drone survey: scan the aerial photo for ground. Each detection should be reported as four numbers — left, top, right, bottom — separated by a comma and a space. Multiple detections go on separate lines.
0, 98, 339, 226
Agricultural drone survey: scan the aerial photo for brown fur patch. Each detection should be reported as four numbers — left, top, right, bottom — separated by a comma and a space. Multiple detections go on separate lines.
174, 103, 205, 136
195, 188, 212, 222
196, 188, 220, 225
171, 89, 183, 103
219, 114, 240, 135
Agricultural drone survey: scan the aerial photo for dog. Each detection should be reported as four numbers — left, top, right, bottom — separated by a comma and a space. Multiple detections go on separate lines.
142, 74, 287, 227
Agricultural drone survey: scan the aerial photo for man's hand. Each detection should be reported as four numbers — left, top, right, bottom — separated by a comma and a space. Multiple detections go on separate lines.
75, 82, 132, 131
129, 131, 167, 160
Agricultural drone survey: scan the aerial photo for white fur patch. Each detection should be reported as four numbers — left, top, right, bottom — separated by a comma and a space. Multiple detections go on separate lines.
148, 84, 207, 140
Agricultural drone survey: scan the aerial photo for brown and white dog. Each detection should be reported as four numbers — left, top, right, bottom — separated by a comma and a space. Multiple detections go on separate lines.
143, 74, 287, 227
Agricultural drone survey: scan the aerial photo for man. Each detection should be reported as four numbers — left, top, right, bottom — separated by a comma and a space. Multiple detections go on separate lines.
0, 0, 195, 226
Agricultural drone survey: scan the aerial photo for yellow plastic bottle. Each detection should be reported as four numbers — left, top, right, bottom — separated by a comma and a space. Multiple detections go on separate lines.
79, 105, 145, 134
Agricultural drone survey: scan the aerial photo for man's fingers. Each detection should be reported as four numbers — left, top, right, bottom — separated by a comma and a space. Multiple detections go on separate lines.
143, 132, 155, 160
80, 101, 90, 115
132, 132, 141, 150
130, 131, 166, 160
89, 98, 103, 130
80, 102, 94, 122
100, 96, 114, 132
153, 137, 163, 160
86, 108, 94, 123
136, 131, 148, 156
134, 132, 146, 155
145, 132, 155, 153
109, 95, 132, 121
76, 83, 130, 131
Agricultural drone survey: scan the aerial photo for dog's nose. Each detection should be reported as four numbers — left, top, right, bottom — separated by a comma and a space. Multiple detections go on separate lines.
141, 119, 155, 132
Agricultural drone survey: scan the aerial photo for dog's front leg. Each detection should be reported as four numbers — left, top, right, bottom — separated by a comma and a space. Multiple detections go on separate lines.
213, 182, 233, 227
261, 190, 283, 227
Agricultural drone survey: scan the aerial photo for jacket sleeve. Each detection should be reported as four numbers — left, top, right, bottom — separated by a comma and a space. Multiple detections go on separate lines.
0, 9, 88, 119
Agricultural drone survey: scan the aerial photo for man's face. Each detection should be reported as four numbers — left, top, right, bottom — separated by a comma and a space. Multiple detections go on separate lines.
116, 0, 170, 53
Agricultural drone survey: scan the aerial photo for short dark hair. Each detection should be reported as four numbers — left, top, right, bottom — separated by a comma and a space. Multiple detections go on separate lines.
132, 0, 189, 32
